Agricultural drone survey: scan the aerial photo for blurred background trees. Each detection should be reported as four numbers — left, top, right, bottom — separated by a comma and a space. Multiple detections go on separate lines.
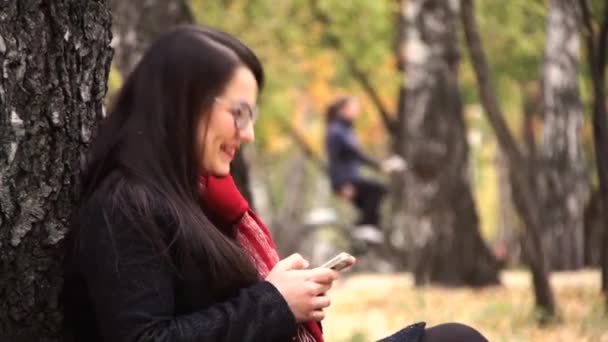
0, 0, 607, 339
391, 0, 499, 287
186, 0, 608, 320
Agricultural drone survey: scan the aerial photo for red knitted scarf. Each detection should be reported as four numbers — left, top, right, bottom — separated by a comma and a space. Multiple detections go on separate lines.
199, 176, 324, 342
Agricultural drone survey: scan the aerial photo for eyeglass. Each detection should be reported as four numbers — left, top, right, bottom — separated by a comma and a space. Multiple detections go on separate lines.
214, 97, 259, 131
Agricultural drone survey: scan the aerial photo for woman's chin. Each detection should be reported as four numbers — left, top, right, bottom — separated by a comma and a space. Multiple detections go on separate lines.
210, 164, 230, 177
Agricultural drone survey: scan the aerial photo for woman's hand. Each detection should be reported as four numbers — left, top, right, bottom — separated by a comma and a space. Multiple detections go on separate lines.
265, 254, 339, 322
339, 184, 356, 200
380, 155, 406, 174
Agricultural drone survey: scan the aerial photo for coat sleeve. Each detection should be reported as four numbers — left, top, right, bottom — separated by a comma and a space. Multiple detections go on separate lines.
76, 201, 298, 342
333, 125, 380, 169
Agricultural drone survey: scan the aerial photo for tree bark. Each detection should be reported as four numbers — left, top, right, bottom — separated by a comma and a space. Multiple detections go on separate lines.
583, 190, 603, 267
495, 149, 520, 266
0, 1, 113, 340
110, 0, 254, 204
269, 156, 309, 256
580, 0, 608, 304
395, 0, 499, 286
110, 0, 193, 77
539, 0, 587, 271
461, 0, 556, 318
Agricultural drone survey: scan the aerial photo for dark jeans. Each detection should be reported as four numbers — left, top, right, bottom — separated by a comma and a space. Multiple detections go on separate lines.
352, 178, 387, 226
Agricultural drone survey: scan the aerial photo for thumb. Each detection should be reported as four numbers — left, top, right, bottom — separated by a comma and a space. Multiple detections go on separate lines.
275, 253, 309, 271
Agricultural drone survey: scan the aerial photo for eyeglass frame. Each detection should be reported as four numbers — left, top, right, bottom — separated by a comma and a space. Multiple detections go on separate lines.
213, 97, 259, 131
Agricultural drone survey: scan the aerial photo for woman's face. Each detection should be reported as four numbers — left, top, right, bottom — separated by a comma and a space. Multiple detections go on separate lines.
197, 66, 258, 176
340, 99, 360, 121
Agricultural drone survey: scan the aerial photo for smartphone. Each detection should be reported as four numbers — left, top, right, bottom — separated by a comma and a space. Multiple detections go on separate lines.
320, 252, 356, 272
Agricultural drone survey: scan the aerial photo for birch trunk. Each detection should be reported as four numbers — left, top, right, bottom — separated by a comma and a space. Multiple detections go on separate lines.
395, 0, 498, 286
0, 1, 112, 339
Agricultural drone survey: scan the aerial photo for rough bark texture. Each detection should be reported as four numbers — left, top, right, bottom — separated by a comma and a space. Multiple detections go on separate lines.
539, 0, 588, 271
394, 0, 499, 286
461, 0, 556, 318
0, 1, 112, 340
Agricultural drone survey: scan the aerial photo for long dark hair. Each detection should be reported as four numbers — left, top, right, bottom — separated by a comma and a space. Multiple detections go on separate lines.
78, 26, 263, 293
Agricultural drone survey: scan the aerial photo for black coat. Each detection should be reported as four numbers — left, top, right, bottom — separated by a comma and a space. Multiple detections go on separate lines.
62, 194, 298, 342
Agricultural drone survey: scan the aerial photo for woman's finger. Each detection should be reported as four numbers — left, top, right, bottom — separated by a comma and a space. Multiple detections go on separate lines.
275, 253, 309, 271
308, 268, 339, 284
308, 309, 326, 321
311, 295, 331, 310
313, 282, 333, 296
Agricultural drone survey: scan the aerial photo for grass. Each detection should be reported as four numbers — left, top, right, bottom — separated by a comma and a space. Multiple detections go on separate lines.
322, 269, 607, 341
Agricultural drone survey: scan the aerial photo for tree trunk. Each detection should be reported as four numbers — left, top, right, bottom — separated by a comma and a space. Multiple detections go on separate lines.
269, 155, 309, 256
0, 1, 113, 340
580, 0, 608, 306
495, 149, 520, 266
110, 0, 254, 204
308, 0, 499, 278
510, 171, 557, 321
461, 0, 556, 318
396, 0, 499, 286
110, 0, 193, 77
538, 0, 587, 271
583, 190, 603, 266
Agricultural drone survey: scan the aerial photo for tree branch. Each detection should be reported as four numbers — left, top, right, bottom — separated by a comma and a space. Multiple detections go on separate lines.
462, 0, 556, 316
307, 0, 396, 134
460, 0, 525, 168
598, 1, 608, 81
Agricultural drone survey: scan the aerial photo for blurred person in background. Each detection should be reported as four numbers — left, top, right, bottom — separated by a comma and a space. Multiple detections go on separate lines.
325, 96, 405, 247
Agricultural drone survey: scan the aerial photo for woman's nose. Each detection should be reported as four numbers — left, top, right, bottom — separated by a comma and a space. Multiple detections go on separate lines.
238, 122, 255, 143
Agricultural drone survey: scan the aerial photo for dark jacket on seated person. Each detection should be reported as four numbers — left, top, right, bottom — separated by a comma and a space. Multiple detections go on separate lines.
325, 118, 379, 192
62, 193, 297, 342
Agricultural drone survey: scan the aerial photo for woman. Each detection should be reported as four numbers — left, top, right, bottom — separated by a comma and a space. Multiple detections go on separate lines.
325, 96, 403, 244
62, 25, 488, 342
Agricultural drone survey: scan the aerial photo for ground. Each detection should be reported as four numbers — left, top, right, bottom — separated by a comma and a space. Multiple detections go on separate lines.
322, 269, 607, 342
